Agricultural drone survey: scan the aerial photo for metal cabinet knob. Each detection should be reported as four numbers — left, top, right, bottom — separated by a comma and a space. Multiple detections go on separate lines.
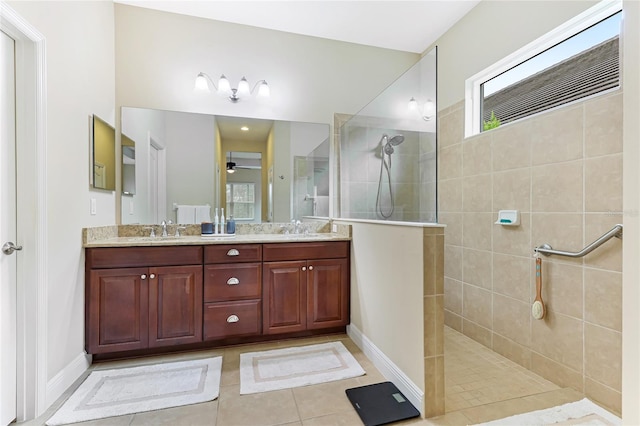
141, 274, 147, 280
308, 266, 314, 271
150, 274, 156, 279
227, 315, 239, 323
302, 266, 306, 271
227, 277, 240, 285
226, 249, 240, 256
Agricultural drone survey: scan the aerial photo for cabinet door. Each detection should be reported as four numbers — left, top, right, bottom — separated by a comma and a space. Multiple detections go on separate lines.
87, 268, 149, 354
263, 261, 307, 334
307, 258, 349, 329
148, 265, 203, 347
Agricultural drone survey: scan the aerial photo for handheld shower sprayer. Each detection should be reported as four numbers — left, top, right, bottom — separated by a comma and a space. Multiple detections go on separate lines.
376, 133, 405, 219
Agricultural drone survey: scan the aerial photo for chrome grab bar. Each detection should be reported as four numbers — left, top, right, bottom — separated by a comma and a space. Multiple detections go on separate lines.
534, 224, 622, 258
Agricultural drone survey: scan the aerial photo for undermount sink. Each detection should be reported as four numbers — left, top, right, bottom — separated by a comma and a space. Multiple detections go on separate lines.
125, 236, 181, 242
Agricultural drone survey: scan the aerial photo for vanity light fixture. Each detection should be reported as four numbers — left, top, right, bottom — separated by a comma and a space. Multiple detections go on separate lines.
226, 152, 236, 173
195, 72, 270, 103
408, 97, 436, 121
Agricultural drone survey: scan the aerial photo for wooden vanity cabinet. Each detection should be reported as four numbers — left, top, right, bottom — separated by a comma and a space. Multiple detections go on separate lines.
85, 246, 203, 354
262, 241, 349, 335
203, 244, 263, 340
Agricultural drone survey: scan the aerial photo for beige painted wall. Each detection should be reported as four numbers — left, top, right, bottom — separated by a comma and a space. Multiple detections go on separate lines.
6, 0, 116, 406
114, 4, 419, 128
622, 0, 640, 423
432, 0, 629, 416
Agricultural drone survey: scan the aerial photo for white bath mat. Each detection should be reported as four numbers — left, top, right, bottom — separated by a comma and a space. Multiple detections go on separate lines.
46, 357, 222, 425
239, 341, 365, 394
475, 398, 621, 425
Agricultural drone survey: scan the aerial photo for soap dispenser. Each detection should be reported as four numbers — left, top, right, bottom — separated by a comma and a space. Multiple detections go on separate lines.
226, 214, 236, 234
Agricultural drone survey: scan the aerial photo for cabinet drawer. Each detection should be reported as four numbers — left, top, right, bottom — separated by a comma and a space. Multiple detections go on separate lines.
204, 244, 262, 264
203, 300, 261, 340
204, 263, 261, 302
263, 241, 349, 261
87, 246, 202, 269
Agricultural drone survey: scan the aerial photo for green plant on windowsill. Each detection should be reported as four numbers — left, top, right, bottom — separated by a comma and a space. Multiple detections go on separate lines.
483, 111, 501, 131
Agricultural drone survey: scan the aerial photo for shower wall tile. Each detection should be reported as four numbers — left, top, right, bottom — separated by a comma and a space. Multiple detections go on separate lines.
585, 378, 621, 416
439, 107, 464, 148
462, 319, 492, 348
491, 121, 533, 172
439, 178, 462, 212
584, 323, 621, 391
532, 161, 583, 212
462, 284, 492, 329
445, 244, 463, 281
444, 278, 463, 314
531, 311, 583, 372
539, 261, 583, 319
530, 352, 583, 392
438, 212, 462, 246
531, 213, 584, 265
492, 333, 532, 369
493, 213, 531, 257
585, 154, 623, 213
531, 106, 583, 166
445, 311, 463, 332
462, 248, 492, 290
584, 92, 623, 158
463, 133, 492, 176
462, 212, 492, 251
584, 213, 623, 272
492, 168, 531, 214
462, 174, 492, 212
492, 254, 530, 303
584, 268, 622, 331
493, 294, 531, 347
439, 144, 463, 180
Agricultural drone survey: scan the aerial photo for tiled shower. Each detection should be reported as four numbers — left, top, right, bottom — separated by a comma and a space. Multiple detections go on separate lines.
439, 90, 623, 414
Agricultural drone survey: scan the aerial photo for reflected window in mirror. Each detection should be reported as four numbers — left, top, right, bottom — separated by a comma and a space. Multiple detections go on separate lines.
122, 134, 136, 195
92, 115, 116, 191
226, 183, 256, 221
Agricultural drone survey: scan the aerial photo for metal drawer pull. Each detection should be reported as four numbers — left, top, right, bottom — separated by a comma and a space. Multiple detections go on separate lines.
227, 315, 239, 323
150, 274, 156, 279
226, 249, 240, 256
141, 274, 147, 280
227, 277, 240, 285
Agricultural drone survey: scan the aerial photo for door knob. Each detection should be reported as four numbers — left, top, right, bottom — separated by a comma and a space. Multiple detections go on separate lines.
2, 241, 23, 255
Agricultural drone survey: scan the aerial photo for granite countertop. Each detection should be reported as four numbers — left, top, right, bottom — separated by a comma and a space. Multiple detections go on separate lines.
83, 221, 351, 248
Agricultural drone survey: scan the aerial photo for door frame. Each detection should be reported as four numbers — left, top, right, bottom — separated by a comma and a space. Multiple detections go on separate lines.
0, 4, 48, 421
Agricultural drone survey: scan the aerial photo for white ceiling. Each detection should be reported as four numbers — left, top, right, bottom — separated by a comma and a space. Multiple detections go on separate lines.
114, 0, 480, 53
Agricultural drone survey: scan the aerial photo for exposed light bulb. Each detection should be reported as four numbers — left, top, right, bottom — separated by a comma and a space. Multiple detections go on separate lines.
408, 97, 418, 110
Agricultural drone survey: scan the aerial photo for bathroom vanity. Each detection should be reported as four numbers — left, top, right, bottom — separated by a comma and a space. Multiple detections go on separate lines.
84, 227, 350, 359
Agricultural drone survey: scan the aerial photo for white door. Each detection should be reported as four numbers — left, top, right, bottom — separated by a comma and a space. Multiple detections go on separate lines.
0, 29, 18, 426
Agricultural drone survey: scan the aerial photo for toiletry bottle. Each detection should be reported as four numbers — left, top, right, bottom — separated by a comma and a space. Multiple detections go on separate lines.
220, 208, 226, 234
227, 215, 236, 234
214, 208, 219, 234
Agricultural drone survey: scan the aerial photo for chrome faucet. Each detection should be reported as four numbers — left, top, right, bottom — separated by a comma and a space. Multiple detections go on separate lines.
294, 220, 302, 234
161, 220, 172, 237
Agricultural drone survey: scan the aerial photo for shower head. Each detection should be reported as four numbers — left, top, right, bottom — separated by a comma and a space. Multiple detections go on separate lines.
388, 135, 404, 146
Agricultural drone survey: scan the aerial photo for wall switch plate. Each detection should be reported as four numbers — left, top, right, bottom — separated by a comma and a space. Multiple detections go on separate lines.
90, 198, 97, 215
332, 224, 338, 233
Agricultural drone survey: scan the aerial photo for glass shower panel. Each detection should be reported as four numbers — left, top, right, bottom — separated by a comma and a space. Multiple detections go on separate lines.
338, 47, 437, 223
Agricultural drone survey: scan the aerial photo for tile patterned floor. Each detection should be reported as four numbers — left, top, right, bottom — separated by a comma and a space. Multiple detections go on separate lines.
20, 328, 584, 426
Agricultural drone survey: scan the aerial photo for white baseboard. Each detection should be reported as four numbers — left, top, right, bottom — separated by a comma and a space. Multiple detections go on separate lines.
347, 324, 424, 415
46, 352, 91, 407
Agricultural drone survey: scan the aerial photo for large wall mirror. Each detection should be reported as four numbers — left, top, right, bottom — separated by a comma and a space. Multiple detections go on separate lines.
92, 115, 116, 191
120, 107, 330, 225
